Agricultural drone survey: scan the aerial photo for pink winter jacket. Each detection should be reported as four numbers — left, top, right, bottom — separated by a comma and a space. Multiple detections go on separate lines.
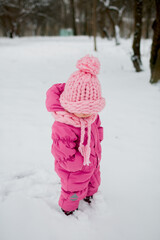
45, 83, 103, 174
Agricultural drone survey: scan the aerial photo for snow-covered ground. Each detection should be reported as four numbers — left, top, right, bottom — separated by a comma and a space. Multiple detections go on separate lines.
0, 36, 160, 240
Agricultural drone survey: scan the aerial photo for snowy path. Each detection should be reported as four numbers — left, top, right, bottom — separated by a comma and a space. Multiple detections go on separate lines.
0, 36, 160, 240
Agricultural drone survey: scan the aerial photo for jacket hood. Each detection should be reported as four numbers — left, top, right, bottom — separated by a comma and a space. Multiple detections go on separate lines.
45, 83, 65, 112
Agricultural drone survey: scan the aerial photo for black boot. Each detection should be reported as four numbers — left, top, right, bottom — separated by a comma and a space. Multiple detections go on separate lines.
61, 208, 78, 216
83, 195, 93, 204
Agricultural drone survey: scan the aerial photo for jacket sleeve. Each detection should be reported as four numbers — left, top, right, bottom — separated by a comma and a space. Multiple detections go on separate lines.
51, 122, 84, 172
96, 115, 104, 142
45, 83, 65, 112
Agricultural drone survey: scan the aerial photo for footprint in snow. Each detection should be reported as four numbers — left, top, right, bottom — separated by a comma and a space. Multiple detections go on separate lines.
0, 169, 60, 203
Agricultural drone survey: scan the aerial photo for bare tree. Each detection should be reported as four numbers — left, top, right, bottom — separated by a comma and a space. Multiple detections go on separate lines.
131, 0, 143, 72
0, 0, 63, 37
150, 0, 160, 83
70, 0, 77, 35
60, 0, 67, 28
76, 0, 93, 36
99, 0, 126, 45
143, 0, 154, 39
0, 0, 154, 39
0, 0, 25, 37
93, 0, 97, 51
97, 4, 110, 39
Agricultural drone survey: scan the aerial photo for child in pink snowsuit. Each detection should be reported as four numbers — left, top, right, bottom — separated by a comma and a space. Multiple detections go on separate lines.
45, 55, 105, 215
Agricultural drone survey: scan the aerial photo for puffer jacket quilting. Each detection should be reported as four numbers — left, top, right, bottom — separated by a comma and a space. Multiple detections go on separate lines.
45, 83, 103, 197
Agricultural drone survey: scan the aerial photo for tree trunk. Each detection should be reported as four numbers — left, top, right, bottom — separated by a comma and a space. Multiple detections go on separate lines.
105, 8, 115, 38
93, 0, 97, 51
145, 4, 152, 39
150, 0, 160, 83
61, 0, 67, 28
88, 1, 93, 37
70, 0, 77, 35
115, 25, 120, 45
97, 7, 110, 39
131, 0, 143, 72
104, 5, 125, 45
84, 1, 91, 36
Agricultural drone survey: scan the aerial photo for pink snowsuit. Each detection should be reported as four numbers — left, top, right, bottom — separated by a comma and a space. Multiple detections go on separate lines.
45, 83, 104, 211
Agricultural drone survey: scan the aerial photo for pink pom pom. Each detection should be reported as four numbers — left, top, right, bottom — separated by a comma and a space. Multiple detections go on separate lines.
76, 55, 100, 75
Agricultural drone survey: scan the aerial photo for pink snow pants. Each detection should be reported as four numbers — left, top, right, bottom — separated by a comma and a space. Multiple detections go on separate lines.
58, 165, 101, 211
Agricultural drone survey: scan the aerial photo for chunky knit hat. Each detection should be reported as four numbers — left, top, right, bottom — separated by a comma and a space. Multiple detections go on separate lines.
59, 55, 105, 114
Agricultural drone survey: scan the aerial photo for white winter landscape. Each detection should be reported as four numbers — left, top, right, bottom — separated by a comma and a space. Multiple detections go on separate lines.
0, 36, 160, 240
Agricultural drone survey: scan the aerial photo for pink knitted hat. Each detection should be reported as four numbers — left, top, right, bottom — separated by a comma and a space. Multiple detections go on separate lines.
60, 55, 105, 114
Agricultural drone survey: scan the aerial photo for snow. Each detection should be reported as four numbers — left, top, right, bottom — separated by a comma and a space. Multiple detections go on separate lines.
0, 36, 160, 240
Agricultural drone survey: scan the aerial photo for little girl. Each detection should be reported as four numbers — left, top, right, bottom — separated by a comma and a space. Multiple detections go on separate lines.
45, 55, 105, 215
